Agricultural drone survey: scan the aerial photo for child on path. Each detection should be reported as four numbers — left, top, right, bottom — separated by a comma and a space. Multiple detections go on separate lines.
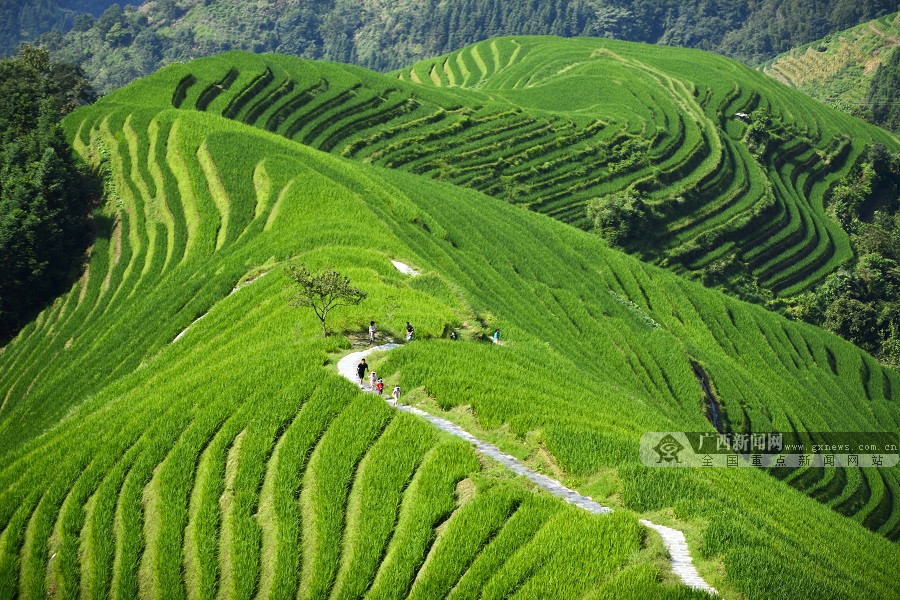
392, 385, 401, 402
493, 328, 500, 344
369, 320, 377, 344
376, 378, 385, 395
405, 321, 414, 342
357, 359, 369, 386
369, 371, 377, 389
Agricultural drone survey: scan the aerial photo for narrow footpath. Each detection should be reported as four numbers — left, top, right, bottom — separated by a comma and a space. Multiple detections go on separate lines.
337, 343, 718, 596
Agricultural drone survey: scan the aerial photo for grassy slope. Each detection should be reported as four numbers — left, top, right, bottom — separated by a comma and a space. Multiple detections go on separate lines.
131, 37, 900, 303
762, 12, 900, 115
0, 107, 695, 600
0, 46, 898, 597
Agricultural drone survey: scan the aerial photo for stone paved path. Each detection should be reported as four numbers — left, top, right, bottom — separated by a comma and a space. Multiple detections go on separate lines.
640, 519, 718, 595
337, 344, 718, 595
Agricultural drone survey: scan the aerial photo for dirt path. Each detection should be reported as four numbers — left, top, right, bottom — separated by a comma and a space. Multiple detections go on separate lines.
337, 343, 718, 596
868, 22, 900, 46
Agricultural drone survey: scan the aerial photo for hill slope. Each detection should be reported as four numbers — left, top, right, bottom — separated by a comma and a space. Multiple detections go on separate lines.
40, 0, 900, 92
762, 12, 900, 120
0, 1, 116, 54
0, 48, 899, 597
127, 39, 899, 304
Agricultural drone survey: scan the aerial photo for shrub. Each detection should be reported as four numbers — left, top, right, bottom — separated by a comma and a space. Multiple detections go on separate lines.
586, 190, 651, 247
824, 297, 878, 352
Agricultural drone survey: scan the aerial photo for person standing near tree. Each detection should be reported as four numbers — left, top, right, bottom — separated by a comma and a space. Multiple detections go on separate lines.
369, 320, 377, 344
357, 358, 369, 386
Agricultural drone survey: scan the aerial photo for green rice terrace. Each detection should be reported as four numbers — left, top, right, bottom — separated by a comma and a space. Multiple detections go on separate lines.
138, 36, 899, 299
763, 12, 900, 117
0, 37, 899, 599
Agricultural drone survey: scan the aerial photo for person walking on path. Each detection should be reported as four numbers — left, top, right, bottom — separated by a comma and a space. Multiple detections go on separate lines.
357, 359, 369, 386
376, 378, 385, 395
392, 385, 402, 402
492, 328, 500, 344
405, 321, 414, 342
369, 371, 377, 389
369, 320, 377, 344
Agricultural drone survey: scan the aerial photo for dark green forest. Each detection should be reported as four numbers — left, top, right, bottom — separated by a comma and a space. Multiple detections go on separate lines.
0, 1, 118, 55
866, 47, 900, 133
22, 0, 900, 92
0, 46, 96, 342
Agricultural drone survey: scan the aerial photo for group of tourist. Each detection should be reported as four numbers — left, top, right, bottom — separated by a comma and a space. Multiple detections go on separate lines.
355, 358, 401, 400
369, 320, 501, 346
368, 320, 416, 344
356, 320, 502, 400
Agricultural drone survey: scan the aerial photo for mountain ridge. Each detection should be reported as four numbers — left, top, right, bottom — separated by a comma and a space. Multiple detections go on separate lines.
25, 0, 900, 92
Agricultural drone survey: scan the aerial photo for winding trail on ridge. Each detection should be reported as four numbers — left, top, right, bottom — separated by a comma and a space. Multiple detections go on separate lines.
336, 344, 718, 595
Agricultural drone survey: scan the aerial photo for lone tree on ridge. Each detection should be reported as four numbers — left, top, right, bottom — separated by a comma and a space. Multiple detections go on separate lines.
287, 261, 367, 337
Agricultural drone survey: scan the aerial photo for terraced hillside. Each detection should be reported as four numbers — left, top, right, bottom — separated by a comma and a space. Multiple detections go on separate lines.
138, 37, 900, 299
0, 109, 696, 600
763, 12, 900, 116
0, 48, 899, 598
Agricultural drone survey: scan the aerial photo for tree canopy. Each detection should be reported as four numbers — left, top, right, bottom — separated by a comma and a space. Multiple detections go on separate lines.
0, 45, 96, 342
865, 47, 900, 133
27, 0, 900, 92
287, 262, 367, 338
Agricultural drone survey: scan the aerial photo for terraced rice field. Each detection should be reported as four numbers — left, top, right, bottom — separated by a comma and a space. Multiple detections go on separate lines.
138, 37, 898, 298
2, 108, 695, 600
1, 40, 899, 598
763, 12, 900, 114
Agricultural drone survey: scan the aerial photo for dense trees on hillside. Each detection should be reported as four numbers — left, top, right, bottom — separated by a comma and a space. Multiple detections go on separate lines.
587, 190, 653, 248
791, 144, 900, 364
0, 1, 118, 54
0, 46, 96, 342
30, 0, 900, 92
718, 0, 899, 63
865, 48, 900, 133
